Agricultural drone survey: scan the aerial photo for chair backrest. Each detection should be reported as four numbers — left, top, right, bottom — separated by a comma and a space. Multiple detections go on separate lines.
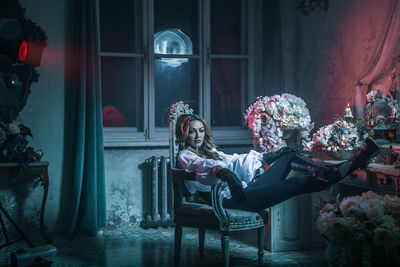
168, 101, 194, 168
168, 101, 196, 202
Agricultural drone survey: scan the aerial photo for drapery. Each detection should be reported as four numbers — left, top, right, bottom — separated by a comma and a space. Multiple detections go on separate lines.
355, 0, 400, 119
61, 0, 106, 236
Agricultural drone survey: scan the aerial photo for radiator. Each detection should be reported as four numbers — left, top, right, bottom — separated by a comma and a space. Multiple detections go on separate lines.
142, 156, 174, 227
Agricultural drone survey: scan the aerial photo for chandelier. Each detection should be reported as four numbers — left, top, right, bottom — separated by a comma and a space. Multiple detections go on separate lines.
297, 0, 329, 16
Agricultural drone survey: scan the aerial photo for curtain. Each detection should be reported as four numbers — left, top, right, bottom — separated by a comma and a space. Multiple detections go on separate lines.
355, 0, 400, 119
260, 0, 285, 96
61, 0, 106, 236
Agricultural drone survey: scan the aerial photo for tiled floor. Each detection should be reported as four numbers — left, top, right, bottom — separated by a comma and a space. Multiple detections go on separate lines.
0, 224, 328, 266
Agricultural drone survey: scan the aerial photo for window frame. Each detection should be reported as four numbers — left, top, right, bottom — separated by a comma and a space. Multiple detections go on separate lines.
99, 0, 257, 147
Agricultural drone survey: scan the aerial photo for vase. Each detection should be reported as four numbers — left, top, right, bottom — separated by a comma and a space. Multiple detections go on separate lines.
326, 240, 399, 267
328, 149, 359, 160
282, 130, 298, 149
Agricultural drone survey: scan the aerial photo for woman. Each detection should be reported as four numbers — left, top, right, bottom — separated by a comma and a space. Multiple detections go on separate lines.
175, 114, 379, 212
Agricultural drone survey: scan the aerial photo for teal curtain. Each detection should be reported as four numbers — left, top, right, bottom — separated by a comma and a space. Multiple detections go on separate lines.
61, 0, 106, 236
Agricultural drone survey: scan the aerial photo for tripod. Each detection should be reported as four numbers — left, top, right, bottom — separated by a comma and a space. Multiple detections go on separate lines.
0, 200, 33, 249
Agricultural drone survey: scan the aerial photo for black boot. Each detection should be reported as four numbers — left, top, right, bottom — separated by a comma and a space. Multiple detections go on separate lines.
263, 147, 298, 164
290, 153, 352, 183
350, 137, 380, 172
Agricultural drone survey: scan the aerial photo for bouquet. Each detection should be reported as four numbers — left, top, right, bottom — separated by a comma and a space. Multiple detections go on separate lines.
244, 94, 314, 153
317, 191, 400, 266
0, 122, 42, 163
305, 117, 366, 152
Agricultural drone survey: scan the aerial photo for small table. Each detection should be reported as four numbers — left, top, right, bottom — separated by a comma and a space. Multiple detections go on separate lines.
0, 161, 52, 243
367, 163, 400, 196
325, 161, 400, 198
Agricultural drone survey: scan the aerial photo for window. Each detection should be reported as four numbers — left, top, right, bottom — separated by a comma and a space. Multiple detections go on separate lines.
98, 0, 255, 146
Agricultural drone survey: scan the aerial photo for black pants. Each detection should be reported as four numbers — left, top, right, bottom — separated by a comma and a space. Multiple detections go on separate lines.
200, 151, 331, 212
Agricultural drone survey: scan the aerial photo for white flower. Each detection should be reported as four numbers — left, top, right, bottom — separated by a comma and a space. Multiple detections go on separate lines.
318, 190, 400, 252
366, 203, 384, 222
8, 124, 20, 134
306, 117, 365, 152
372, 227, 400, 248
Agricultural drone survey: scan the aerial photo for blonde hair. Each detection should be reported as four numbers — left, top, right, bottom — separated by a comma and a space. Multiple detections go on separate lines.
175, 114, 220, 160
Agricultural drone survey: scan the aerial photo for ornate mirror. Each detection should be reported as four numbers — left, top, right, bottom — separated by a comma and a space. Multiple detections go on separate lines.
0, 0, 47, 123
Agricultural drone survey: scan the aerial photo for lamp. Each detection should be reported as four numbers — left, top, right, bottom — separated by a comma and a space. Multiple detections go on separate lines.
154, 29, 192, 67
0, 38, 44, 67
355, 90, 399, 144
0, 18, 45, 67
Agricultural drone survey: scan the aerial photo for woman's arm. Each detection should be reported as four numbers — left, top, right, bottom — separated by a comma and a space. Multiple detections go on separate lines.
178, 150, 220, 185
179, 150, 247, 203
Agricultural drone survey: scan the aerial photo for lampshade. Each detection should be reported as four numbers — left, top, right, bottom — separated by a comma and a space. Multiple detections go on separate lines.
154, 29, 192, 67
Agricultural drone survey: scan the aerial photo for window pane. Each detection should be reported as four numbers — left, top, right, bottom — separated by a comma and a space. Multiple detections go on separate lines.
154, 0, 198, 54
155, 58, 199, 127
211, 59, 247, 127
101, 57, 143, 129
211, 0, 247, 55
99, 0, 142, 53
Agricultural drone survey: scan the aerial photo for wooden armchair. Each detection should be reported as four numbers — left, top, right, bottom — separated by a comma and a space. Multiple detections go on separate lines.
169, 101, 267, 267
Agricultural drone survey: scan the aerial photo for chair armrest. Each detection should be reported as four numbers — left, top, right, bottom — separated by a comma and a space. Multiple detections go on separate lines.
210, 181, 229, 225
170, 168, 196, 181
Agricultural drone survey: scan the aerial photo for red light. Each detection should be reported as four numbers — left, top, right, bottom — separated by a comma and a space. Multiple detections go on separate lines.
18, 40, 28, 61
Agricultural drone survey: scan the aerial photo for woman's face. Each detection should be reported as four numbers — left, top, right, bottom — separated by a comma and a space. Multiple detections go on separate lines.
187, 120, 205, 151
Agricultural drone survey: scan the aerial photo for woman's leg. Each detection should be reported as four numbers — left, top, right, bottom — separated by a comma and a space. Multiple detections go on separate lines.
249, 152, 297, 188
223, 173, 330, 212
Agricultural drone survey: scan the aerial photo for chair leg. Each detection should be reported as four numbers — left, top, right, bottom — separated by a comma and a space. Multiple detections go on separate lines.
174, 225, 183, 265
257, 227, 265, 263
199, 228, 205, 258
221, 232, 230, 267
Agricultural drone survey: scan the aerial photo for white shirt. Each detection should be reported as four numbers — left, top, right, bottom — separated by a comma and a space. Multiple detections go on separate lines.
177, 149, 264, 199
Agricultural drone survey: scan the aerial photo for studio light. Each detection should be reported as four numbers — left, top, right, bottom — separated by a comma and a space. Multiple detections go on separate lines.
0, 38, 44, 67
23, 40, 45, 67
18, 40, 27, 61
0, 18, 45, 67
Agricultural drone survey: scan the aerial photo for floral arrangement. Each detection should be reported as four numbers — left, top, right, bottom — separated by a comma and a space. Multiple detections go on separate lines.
366, 90, 398, 119
0, 122, 42, 163
317, 191, 400, 266
305, 117, 366, 152
244, 94, 314, 153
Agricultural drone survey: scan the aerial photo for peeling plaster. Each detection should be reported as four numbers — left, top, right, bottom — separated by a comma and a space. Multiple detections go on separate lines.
107, 181, 140, 226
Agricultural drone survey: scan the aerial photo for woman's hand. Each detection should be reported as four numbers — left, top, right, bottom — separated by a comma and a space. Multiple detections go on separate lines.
215, 167, 247, 204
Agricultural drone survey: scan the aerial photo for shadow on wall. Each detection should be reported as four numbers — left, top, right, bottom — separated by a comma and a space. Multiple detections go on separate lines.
0, 176, 42, 237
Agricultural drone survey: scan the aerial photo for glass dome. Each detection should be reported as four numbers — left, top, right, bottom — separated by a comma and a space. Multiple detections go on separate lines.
154, 29, 192, 67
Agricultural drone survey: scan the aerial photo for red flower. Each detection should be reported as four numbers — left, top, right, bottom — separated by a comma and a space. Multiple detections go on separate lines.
260, 113, 268, 124
102, 105, 128, 127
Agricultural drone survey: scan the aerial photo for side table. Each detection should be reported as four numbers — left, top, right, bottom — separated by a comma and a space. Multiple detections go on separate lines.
367, 163, 400, 197
0, 161, 52, 243
325, 160, 400, 198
